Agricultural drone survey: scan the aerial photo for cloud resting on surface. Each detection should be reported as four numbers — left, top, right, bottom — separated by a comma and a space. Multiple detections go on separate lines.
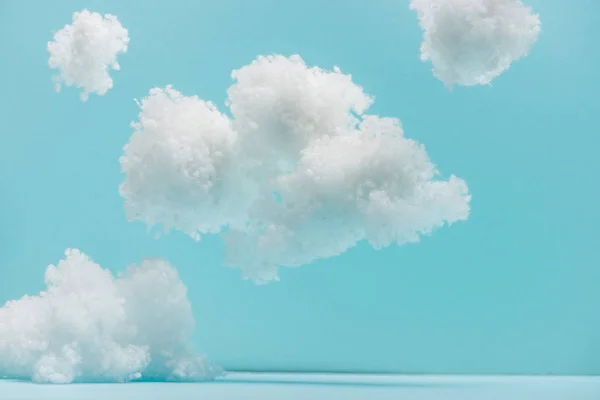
48, 9, 129, 101
0, 249, 219, 384
410, 0, 541, 86
120, 54, 471, 283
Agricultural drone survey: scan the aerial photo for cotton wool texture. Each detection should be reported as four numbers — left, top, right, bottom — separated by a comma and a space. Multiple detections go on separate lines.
48, 9, 129, 101
120, 54, 472, 283
410, 0, 541, 86
0, 249, 220, 383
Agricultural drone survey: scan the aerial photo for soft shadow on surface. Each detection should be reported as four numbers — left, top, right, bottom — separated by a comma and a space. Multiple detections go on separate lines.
214, 377, 464, 389
0, 377, 459, 388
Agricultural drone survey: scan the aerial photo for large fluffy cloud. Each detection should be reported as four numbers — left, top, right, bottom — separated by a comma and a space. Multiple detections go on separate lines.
48, 9, 129, 101
120, 54, 471, 283
410, 0, 541, 87
0, 249, 219, 383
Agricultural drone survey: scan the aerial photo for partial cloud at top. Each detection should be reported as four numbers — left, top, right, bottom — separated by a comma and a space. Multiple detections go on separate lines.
0, 249, 219, 383
48, 10, 129, 101
410, 0, 541, 87
120, 55, 471, 283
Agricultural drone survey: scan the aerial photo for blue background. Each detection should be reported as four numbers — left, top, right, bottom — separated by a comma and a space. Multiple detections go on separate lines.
1, 0, 599, 375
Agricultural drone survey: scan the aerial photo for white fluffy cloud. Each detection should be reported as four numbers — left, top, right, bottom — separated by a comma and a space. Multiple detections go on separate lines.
48, 9, 129, 101
410, 0, 541, 87
0, 249, 219, 383
120, 54, 471, 283
120, 86, 243, 239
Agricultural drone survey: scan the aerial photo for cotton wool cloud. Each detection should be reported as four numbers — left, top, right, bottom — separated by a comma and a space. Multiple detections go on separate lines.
48, 9, 129, 101
0, 249, 220, 383
410, 0, 541, 87
120, 54, 472, 283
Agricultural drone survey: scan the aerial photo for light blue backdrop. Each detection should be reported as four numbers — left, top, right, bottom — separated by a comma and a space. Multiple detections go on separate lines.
1, 0, 599, 375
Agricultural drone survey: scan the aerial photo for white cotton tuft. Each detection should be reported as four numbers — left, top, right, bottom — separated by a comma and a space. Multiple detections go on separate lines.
410, 0, 541, 86
48, 9, 129, 101
228, 54, 373, 178
120, 54, 472, 283
0, 249, 220, 383
224, 116, 470, 281
119, 86, 244, 240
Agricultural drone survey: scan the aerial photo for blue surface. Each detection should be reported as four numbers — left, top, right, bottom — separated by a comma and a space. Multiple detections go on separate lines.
1, 374, 600, 400
1, 0, 600, 375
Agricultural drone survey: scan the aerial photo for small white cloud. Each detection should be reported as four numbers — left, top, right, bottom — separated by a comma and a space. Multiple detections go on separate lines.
0, 249, 220, 383
47, 9, 129, 101
410, 0, 541, 87
120, 55, 471, 283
